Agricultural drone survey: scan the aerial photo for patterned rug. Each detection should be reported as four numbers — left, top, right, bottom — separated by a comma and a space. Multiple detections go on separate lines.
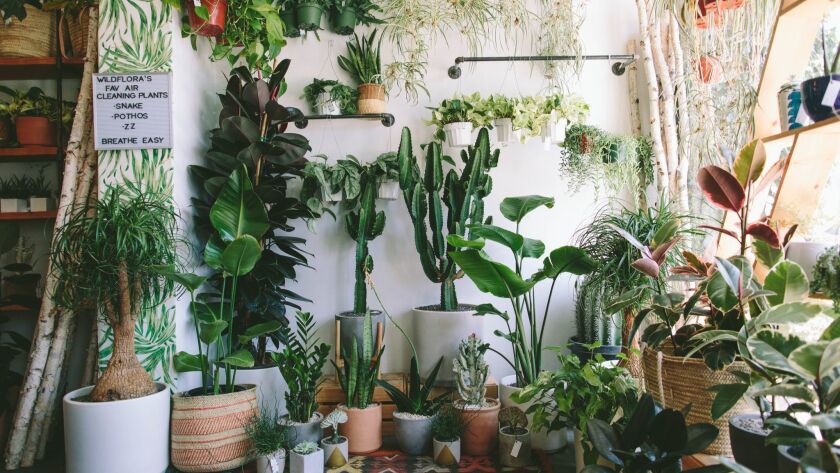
326, 449, 553, 473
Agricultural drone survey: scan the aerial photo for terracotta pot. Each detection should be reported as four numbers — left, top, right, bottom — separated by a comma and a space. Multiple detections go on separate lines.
357, 84, 385, 114
186, 0, 227, 37
698, 55, 723, 84
695, 2, 722, 29
0, 118, 10, 144
15, 116, 56, 147
459, 398, 500, 456
338, 404, 382, 454
170, 385, 258, 472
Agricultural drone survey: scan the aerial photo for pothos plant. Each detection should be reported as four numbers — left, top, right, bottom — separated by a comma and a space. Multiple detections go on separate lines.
426, 93, 493, 142
301, 78, 358, 114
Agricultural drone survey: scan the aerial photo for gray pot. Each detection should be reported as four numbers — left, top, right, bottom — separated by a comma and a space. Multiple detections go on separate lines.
279, 412, 323, 448
335, 310, 385, 357
393, 413, 434, 455
499, 426, 531, 467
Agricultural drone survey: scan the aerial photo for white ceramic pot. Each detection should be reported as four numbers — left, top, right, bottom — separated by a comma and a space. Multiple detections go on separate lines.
433, 437, 461, 466
494, 118, 514, 144
321, 437, 349, 467
224, 364, 288, 418
256, 449, 287, 473
63, 383, 170, 473
316, 92, 341, 115
413, 305, 483, 386
290, 448, 324, 473
786, 241, 835, 280
443, 122, 473, 147
541, 114, 567, 145
377, 180, 400, 200
28, 197, 53, 212
499, 374, 567, 453
778, 83, 812, 132
0, 198, 27, 213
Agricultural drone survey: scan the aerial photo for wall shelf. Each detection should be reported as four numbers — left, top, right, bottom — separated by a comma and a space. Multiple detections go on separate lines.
0, 57, 84, 81
0, 146, 61, 163
0, 211, 58, 221
293, 113, 395, 129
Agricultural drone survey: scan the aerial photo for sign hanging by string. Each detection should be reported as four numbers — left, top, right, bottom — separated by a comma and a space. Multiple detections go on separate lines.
92, 72, 172, 150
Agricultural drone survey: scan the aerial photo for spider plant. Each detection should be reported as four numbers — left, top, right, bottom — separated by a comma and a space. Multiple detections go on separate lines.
338, 30, 383, 85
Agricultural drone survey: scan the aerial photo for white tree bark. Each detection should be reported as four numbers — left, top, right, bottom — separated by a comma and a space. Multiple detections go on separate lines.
670, 14, 691, 212
649, 12, 680, 201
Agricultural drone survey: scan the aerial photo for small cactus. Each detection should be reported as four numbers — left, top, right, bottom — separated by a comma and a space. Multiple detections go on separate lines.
453, 334, 489, 405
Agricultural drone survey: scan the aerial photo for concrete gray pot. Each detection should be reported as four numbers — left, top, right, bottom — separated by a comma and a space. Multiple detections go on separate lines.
335, 310, 385, 356
279, 412, 323, 448
499, 426, 531, 467
393, 412, 434, 455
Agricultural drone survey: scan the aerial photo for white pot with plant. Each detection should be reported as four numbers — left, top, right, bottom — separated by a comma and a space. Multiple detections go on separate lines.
542, 93, 588, 145
302, 78, 358, 116
0, 175, 28, 213
245, 412, 288, 473
486, 94, 515, 144
289, 442, 323, 473
27, 173, 53, 212
338, 31, 386, 114
59, 190, 175, 473
320, 410, 349, 468
432, 404, 464, 466
430, 95, 479, 147
395, 128, 497, 385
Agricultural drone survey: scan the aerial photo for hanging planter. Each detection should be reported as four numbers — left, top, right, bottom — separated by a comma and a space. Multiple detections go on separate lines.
377, 179, 400, 200
331, 7, 357, 35
443, 122, 473, 147
296, 2, 324, 32
15, 116, 56, 147
186, 0, 227, 37
280, 9, 301, 38
541, 113, 567, 145
697, 55, 723, 84
493, 118, 514, 144
315, 92, 341, 115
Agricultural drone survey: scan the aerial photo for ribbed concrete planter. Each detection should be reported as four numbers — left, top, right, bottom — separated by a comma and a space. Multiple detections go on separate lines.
170, 385, 258, 472
412, 305, 482, 386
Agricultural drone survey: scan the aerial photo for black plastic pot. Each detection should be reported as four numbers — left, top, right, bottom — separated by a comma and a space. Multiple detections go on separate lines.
778, 444, 840, 473
568, 336, 621, 364
729, 414, 777, 473
801, 74, 840, 122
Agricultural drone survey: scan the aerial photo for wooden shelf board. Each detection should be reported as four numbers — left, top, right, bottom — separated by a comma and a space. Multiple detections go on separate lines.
0, 57, 84, 80
0, 211, 57, 221
0, 304, 36, 313
762, 116, 840, 144
0, 146, 60, 162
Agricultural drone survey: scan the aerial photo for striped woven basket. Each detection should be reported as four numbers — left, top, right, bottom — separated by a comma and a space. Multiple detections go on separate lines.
0, 6, 56, 58
171, 385, 258, 472
642, 345, 752, 456
61, 8, 91, 58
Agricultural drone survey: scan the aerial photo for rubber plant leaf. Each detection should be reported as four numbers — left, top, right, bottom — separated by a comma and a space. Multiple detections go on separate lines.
697, 165, 746, 213
732, 139, 766, 187
745, 222, 780, 248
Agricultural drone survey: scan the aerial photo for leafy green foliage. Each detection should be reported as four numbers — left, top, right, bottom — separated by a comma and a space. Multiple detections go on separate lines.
329, 0, 382, 35
0, 85, 75, 131
301, 78, 358, 114
812, 245, 840, 312
332, 311, 383, 408
432, 403, 466, 442
245, 410, 288, 456
321, 409, 348, 444
378, 355, 447, 416
272, 311, 330, 422
337, 29, 382, 85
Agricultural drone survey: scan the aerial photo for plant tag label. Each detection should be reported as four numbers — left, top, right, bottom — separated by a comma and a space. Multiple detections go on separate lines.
821, 80, 840, 107
269, 457, 280, 473
510, 440, 522, 458
193, 0, 201, 6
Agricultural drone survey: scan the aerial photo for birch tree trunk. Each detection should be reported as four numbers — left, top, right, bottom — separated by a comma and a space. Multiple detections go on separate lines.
649, 13, 680, 200
670, 15, 691, 212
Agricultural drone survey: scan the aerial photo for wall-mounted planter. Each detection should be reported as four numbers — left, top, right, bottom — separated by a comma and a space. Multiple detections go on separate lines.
499, 374, 566, 452
321, 436, 349, 467
315, 92, 342, 116
0, 199, 27, 213
290, 447, 324, 473
393, 412, 434, 455
358, 83, 386, 114
331, 7, 357, 35
28, 197, 54, 213
256, 449, 286, 473
279, 412, 324, 448
697, 55, 723, 84
433, 437, 460, 466
801, 74, 840, 122
280, 9, 301, 38
444, 122, 473, 147
494, 118, 514, 144
458, 398, 500, 456
338, 404, 382, 454
15, 116, 56, 147
186, 0, 227, 37
778, 83, 812, 132
499, 426, 531, 467
412, 305, 482, 386
63, 383, 170, 473
377, 180, 400, 200
296, 3, 324, 31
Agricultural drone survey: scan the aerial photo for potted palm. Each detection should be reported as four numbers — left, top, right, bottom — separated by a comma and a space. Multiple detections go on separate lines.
498, 407, 531, 467
290, 442, 324, 473
432, 403, 464, 466
801, 20, 840, 122
396, 127, 497, 385
338, 30, 385, 114
58, 189, 176, 473
273, 311, 330, 447
453, 334, 499, 456
320, 409, 349, 467
245, 411, 288, 473
333, 311, 384, 454
185, 0, 227, 37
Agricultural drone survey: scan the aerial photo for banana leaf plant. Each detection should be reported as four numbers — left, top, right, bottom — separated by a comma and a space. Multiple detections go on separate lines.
155, 165, 282, 395
189, 61, 318, 366
447, 195, 597, 386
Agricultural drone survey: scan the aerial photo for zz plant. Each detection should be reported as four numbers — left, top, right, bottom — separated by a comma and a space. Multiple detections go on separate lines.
333, 311, 383, 409
396, 127, 498, 311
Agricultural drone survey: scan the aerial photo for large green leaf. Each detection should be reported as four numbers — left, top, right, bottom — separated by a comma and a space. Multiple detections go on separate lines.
707, 271, 739, 312
220, 349, 255, 368
752, 302, 824, 329
708, 382, 749, 420
788, 342, 828, 380
238, 320, 283, 344
219, 235, 262, 277
747, 330, 800, 375
499, 195, 554, 223
446, 234, 485, 249
150, 265, 207, 292
209, 165, 269, 243
764, 261, 809, 305
732, 139, 766, 187
199, 320, 228, 344
537, 246, 597, 280
468, 224, 524, 253
820, 339, 840, 381
174, 352, 208, 373
449, 249, 536, 298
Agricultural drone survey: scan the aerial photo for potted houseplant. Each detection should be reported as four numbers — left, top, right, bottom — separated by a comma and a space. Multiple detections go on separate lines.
302, 78, 358, 115
273, 311, 330, 447
185, 0, 227, 37
512, 351, 638, 472
290, 441, 324, 473
27, 173, 53, 212
0, 176, 28, 213
432, 403, 464, 466
801, 20, 840, 122
452, 334, 498, 456
812, 245, 839, 310
333, 311, 384, 454
778, 81, 812, 132
57, 189, 176, 473
787, 239, 837, 281
540, 93, 588, 146
330, 0, 381, 35
511, 96, 544, 143
338, 30, 385, 114
280, 0, 300, 37
427, 93, 489, 147
245, 411, 288, 473
448, 195, 596, 452
396, 127, 497, 385
484, 94, 516, 144
2, 263, 39, 300
568, 280, 621, 364
320, 409, 349, 467
0, 87, 58, 147
296, 0, 330, 31
498, 407, 531, 467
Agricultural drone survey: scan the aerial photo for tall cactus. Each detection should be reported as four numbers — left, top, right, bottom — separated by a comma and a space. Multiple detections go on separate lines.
453, 334, 489, 405
346, 173, 386, 314
397, 127, 499, 311
575, 277, 619, 345
333, 311, 382, 408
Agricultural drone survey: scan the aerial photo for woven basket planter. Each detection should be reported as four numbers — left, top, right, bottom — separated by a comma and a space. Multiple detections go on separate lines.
642, 345, 751, 456
171, 385, 258, 472
62, 8, 92, 58
0, 6, 56, 58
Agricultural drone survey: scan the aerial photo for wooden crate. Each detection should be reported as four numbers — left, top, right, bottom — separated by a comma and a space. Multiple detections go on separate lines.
429, 377, 499, 401
316, 372, 406, 436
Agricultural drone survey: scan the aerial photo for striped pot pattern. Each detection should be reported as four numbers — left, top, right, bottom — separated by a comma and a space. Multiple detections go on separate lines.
171, 385, 258, 472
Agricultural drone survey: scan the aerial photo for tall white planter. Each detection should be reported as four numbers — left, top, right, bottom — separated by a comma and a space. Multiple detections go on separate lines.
494, 118, 514, 144
499, 374, 566, 453
786, 241, 835, 280
443, 122, 473, 147
256, 449, 287, 473
63, 383, 170, 473
225, 364, 288, 418
413, 305, 483, 386
377, 180, 400, 200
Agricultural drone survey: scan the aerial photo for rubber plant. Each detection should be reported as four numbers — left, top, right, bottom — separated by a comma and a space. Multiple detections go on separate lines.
396, 127, 498, 311
189, 61, 317, 366
51, 188, 177, 401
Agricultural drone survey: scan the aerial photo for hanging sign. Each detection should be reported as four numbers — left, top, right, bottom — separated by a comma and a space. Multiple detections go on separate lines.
93, 72, 172, 150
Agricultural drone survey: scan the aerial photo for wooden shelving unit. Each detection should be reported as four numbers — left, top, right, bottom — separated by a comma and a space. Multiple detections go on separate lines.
0, 57, 84, 81
0, 211, 58, 221
0, 146, 61, 163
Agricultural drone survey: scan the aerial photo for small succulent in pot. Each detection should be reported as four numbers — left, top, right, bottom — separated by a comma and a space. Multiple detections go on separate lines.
320, 409, 349, 467
290, 441, 323, 473
432, 403, 465, 466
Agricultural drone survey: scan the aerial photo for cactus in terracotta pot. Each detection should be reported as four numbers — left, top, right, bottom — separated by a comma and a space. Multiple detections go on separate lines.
453, 334, 489, 406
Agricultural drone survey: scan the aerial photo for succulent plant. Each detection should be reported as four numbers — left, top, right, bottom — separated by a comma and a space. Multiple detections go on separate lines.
293, 441, 320, 455
321, 409, 349, 444
453, 334, 489, 406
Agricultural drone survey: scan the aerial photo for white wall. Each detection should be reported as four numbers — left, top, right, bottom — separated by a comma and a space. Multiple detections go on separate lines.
170, 0, 642, 389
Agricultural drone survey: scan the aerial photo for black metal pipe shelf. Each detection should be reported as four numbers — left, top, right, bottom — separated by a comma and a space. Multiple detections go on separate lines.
293, 113, 395, 129
448, 54, 637, 78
